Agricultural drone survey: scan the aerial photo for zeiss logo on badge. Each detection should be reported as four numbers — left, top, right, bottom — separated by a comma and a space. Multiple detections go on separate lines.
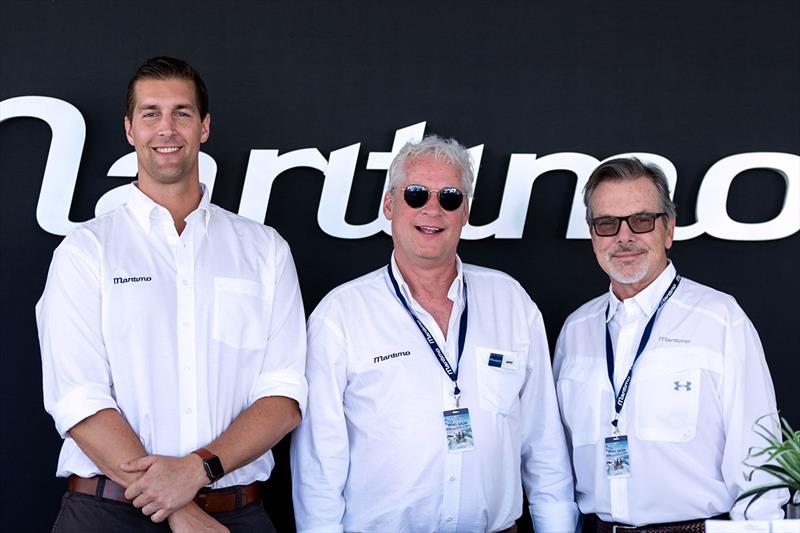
488, 352, 517, 369
113, 275, 152, 285
488, 353, 504, 368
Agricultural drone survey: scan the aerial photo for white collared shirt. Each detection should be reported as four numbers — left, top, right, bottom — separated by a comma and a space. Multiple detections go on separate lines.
291, 255, 578, 533
554, 263, 788, 524
37, 183, 308, 488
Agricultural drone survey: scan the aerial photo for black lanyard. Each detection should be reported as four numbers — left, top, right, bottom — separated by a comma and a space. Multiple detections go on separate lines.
605, 274, 681, 433
387, 264, 468, 404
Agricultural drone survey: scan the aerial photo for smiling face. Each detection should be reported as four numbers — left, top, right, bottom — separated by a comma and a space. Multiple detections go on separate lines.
589, 177, 675, 299
383, 155, 469, 272
124, 78, 210, 191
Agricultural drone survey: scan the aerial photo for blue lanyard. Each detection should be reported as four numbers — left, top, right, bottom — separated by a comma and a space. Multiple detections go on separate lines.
387, 264, 468, 403
605, 274, 681, 432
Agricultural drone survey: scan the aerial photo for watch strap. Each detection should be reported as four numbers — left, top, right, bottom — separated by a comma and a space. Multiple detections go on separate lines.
192, 447, 215, 462
192, 447, 224, 481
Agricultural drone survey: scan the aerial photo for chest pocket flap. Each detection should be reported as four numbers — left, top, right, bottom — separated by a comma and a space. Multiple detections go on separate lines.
634, 346, 722, 442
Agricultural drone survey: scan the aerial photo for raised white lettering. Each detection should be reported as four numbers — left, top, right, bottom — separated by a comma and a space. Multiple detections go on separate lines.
696, 152, 799, 241
4, 96, 797, 242
0, 96, 85, 235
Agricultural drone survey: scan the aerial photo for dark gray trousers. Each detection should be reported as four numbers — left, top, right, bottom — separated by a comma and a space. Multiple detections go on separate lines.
52, 491, 277, 533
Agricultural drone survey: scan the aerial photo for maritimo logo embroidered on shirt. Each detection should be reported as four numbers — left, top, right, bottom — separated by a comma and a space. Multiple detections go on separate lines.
113, 276, 152, 285
658, 336, 691, 344
373, 350, 411, 364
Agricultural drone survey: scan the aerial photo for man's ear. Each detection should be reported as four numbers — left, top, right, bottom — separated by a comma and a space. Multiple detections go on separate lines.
383, 191, 394, 220
124, 116, 134, 146
200, 113, 210, 143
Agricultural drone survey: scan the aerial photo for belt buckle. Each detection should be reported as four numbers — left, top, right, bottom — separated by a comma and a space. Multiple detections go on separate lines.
612, 526, 638, 533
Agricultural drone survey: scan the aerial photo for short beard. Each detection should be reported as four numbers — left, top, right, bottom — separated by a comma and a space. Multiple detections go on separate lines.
605, 244, 650, 286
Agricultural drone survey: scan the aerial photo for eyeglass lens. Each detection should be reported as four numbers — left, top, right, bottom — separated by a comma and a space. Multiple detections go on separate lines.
403, 185, 464, 211
594, 213, 661, 236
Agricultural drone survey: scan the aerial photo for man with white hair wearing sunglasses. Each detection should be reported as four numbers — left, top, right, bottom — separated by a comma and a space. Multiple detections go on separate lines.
291, 135, 578, 533
553, 157, 787, 532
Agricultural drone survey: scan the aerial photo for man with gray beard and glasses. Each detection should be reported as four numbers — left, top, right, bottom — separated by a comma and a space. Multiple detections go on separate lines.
553, 157, 787, 531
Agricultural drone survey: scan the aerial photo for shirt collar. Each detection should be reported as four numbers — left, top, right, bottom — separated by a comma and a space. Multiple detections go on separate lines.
389, 253, 466, 308
606, 261, 677, 323
125, 182, 212, 234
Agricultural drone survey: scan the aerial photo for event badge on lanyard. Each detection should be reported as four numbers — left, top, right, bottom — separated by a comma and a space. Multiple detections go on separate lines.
604, 274, 681, 478
387, 264, 474, 453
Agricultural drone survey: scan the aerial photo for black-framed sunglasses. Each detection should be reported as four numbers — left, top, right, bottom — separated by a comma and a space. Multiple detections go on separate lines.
399, 184, 465, 211
590, 212, 666, 237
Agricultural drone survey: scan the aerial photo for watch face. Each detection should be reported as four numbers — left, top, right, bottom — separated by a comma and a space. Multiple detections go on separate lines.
204, 455, 224, 481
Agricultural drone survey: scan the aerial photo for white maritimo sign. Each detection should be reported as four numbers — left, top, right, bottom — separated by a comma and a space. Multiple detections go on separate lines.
2, 96, 799, 241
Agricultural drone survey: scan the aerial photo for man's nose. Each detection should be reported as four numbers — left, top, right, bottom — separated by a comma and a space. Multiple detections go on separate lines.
158, 115, 176, 136
617, 218, 636, 240
420, 193, 443, 215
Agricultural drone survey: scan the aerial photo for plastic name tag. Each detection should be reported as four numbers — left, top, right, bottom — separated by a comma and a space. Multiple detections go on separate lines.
604, 435, 631, 478
444, 408, 475, 453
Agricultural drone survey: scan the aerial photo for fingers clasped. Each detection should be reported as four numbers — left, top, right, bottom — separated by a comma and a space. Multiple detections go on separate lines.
122, 453, 207, 522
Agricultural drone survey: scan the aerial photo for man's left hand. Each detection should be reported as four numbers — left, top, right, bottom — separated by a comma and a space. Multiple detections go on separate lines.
121, 453, 208, 522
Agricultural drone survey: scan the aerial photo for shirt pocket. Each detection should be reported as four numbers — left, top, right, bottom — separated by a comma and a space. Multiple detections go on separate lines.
556, 358, 606, 447
212, 277, 270, 350
474, 347, 525, 416
633, 350, 716, 442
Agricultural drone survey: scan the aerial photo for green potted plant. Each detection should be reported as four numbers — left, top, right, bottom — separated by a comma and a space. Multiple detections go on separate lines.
735, 414, 800, 518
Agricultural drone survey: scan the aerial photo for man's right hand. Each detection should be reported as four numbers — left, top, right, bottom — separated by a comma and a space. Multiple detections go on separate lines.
122, 453, 209, 522
167, 502, 230, 533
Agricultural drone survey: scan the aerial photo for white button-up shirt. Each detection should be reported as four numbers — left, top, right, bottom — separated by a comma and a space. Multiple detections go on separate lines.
554, 263, 788, 524
291, 255, 578, 533
37, 183, 308, 488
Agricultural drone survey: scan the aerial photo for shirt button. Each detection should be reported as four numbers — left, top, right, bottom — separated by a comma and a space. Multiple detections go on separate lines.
182, 321, 190, 327
449, 476, 456, 482
182, 279, 189, 286
446, 517, 453, 523
184, 408, 192, 414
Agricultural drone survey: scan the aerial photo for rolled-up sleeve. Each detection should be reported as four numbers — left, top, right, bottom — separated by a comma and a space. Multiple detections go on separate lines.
250, 237, 308, 416
37, 239, 118, 438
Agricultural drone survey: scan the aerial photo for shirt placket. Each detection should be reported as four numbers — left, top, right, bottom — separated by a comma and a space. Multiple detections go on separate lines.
174, 222, 199, 453
439, 307, 463, 533
608, 303, 638, 523
405, 285, 465, 532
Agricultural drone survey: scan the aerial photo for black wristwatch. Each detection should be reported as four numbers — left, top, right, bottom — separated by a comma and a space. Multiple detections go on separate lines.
192, 447, 224, 482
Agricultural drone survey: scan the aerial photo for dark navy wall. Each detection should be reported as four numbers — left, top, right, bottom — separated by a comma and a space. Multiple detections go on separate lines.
2, 2, 798, 530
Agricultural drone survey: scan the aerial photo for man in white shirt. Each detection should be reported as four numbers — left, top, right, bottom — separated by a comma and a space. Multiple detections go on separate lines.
553, 157, 787, 532
36, 57, 307, 532
291, 135, 578, 533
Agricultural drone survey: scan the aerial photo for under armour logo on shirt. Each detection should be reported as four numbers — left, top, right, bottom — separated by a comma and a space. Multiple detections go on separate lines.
673, 381, 692, 391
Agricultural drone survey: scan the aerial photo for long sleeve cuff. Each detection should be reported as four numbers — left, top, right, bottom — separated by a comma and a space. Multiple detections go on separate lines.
530, 501, 580, 533
729, 490, 789, 520
296, 523, 344, 533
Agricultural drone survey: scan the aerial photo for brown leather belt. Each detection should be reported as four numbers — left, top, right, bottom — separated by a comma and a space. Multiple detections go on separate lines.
495, 524, 518, 533
67, 475, 261, 514
593, 514, 727, 533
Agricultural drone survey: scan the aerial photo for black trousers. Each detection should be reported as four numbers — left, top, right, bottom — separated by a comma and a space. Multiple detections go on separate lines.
52, 491, 277, 533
